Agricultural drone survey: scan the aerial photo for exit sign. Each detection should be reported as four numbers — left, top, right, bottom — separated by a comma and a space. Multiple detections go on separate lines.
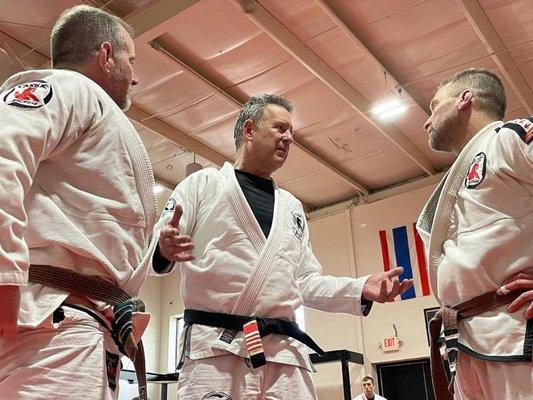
381, 336, 400, 352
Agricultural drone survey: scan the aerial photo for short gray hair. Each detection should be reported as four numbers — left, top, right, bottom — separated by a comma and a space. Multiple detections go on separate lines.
234, 94, 293, 149
439, 68, 506, 120
51, 5, 134, 68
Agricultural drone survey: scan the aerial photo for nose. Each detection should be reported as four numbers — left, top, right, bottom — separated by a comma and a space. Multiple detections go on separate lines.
282, 130, 294, 145
131, 71, 139, 87
423, 116, 431, 132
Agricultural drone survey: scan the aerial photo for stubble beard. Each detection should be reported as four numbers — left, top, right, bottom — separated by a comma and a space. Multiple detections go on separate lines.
110, 66, 131, 111
429, 106, 463, 153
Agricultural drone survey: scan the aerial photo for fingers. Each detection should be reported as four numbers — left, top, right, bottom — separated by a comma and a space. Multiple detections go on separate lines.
385, 279, 400, 302
507, 290, 533, 317
398, 279, 414, 294
502, 272, 533, 285
168, 204, 183, 229
385, 267, 404, 279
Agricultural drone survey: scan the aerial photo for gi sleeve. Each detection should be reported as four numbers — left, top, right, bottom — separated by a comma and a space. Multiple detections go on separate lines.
295, 207, 371, 317
150, 170, 206, 274
0, 77, 98, 285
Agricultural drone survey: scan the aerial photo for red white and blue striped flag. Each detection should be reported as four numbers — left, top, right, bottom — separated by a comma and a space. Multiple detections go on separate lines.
378, 223, 430, 301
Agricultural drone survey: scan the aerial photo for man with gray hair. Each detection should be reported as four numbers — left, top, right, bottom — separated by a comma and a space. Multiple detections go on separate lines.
151, 94, 413, 399
418, 68, 532, 399
0, 5, 157, 399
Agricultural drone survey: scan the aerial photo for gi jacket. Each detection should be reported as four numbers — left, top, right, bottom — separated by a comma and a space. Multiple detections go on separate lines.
153, 163, 370, 370
0, 69, 157, 327
417, 120, 533, 361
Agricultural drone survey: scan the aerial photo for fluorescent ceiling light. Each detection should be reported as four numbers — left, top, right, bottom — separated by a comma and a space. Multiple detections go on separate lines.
372, 99, 406, 120
379, 104, 406, 120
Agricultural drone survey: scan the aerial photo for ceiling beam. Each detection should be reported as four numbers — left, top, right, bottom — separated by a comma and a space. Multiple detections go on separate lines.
230, 0, 437, 176
127, 105, 232, 166
315, 0, 430, 116
123, 0, 199, 43
456, 0, 533, 114
0, 31, 50, 70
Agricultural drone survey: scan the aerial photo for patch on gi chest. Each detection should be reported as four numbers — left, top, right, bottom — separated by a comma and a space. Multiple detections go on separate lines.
3, 80, 53, 108
164, 197, 176, 212
464, 152, 487, 189
502, 118, 533, 144
291, 211, 305, 240
201, 391, 232, 400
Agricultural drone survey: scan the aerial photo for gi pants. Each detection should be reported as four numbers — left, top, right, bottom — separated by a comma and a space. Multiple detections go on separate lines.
177, 354, 317, 400
0, 307, 121, 400
454, 352, 532, 400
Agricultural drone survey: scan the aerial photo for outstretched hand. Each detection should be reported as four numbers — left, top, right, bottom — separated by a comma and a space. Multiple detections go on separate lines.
362, 267, 414, 303
498, 270, 533, 319
158, 204, 195, 263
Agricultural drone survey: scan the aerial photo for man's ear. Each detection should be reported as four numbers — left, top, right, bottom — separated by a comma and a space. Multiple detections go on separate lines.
243, 119, 254, 141
457, 90, 473, 111
97, 42, 113, 74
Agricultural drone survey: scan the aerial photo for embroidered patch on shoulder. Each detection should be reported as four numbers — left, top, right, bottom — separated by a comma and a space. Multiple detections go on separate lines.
3, 80, 53, 108
465, 152, 487, 189
164, 197, 176, 212
201, 392, 232, 400
502, 118, 533, 144
291, 211, 305, 240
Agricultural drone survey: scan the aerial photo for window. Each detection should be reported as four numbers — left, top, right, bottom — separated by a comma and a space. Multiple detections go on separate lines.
168, 314, 184, 372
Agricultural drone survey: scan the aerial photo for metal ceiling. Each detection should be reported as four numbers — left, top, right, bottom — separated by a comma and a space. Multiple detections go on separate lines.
1, 0, 531, 209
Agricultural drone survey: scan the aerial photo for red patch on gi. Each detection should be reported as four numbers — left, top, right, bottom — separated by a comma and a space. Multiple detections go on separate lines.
465, 152, 486, 189
3, 80, 53, 108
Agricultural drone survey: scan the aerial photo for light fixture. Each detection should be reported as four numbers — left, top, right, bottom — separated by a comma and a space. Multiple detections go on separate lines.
372, 88, 406, 120
372, 72, 406, 120
185, 153, 203, 177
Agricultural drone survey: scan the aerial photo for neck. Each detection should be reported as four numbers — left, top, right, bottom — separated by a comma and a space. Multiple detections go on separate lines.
234, 152, 272, 179
452, 113, 498, 155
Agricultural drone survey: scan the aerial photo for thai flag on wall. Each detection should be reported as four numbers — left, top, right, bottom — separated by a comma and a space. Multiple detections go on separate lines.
378, 223, 430, 301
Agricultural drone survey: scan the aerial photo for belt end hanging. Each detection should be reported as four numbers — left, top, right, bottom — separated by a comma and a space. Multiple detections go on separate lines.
243, 319, 266, 368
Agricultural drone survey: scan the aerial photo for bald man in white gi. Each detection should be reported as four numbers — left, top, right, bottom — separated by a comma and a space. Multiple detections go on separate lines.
152, 94, 413, 399
418, 68, 533, 400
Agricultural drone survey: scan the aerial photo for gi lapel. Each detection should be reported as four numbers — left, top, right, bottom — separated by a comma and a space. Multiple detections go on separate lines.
426, 122, 501, 298
221, 163, 287, 315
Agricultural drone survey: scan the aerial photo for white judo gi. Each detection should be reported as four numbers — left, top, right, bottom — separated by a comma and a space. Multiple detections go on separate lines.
0, 69, 157, 399
353, 393, 387, 400
153, 162, 370, 399
417, 120, 533, 399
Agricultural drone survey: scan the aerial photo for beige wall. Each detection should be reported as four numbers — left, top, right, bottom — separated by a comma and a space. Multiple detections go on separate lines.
141, 183, 440, 399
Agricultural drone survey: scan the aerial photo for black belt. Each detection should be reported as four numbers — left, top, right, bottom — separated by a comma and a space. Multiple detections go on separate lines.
183, 309, 325, 356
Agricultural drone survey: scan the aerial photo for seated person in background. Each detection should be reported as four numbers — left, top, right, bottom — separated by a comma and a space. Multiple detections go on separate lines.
353, 376, 387, 400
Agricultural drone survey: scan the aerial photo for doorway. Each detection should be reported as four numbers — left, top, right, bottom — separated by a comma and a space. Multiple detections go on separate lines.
377, 358, 434, 400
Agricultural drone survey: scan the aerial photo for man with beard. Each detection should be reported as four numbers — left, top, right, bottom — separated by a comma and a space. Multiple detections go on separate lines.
0, 5, 157, 400
417, 68, 533, 399
353, 376, 387, 400
152, 94, 414, 399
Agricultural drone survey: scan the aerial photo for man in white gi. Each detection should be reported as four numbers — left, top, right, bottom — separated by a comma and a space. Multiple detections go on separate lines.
353, 376, 387, 400
153, 94, 414, 399
0, 5, 157, 400
417, 68, 533, 400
